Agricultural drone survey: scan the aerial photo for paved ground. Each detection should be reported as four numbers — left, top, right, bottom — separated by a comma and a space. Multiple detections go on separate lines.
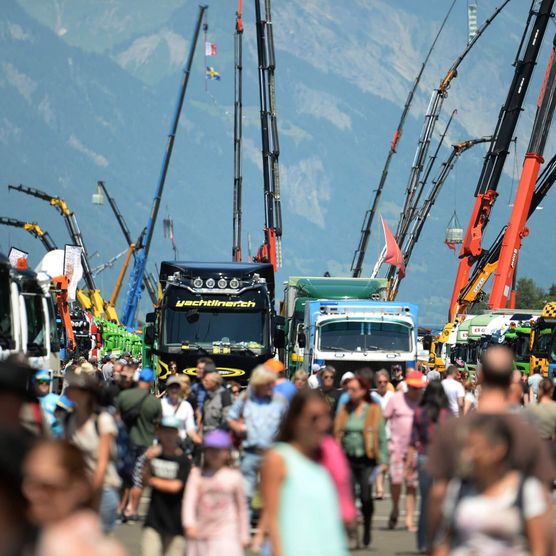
114, 495, 420, 555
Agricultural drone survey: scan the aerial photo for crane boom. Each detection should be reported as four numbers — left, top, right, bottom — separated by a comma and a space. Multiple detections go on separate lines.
489, 35, 556, 308
449, 0, 554, 320
120, 5, 206, 328
254, 0, 283, 271
8, 183, 97, 292
0, 217, 57, 252
350, 0, 457, 278
233, 0, 244, 262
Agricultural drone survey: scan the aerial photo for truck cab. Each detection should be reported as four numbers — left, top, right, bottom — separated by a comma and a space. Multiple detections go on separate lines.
300, 300, 418, 379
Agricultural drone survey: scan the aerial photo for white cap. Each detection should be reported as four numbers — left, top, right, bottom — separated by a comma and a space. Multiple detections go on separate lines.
308, 374, 320, 389
311, 363, 322, 373
340, 371, 355, 384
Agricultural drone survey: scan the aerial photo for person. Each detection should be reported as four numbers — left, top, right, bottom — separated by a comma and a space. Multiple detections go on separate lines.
119, 364, 136, 392
335, 371, 355, 414
227, 365, 288, 520
23, 440, 126, 556
390, 365, 404, 389
261, 391, 348, 555
65, 372, 121, 533
528, 365, 543, 403
52, 394, 75, 438
406, 380, 450, 552
462, 379, 477, 415
190, 357, 215, 425
229, 381, 242, 402
292, 369, 308, 390
427, 345, 556, 549
335, 376, 388, 548
161, 375, 201, 447
142, 416, 191, 556
266, 359, 297, 403
433, 414, 548, 556
117, 367, 162, 521
441, 365, 465, 417
158, 361, 178, 394
527, 378, 556, 461
183, 430, 249, 556
34, 369, 59, 432
201, 371, 233, 434
102, 355, 116, 382
319, 365, 340, 415
373, 369, 394, 499
383, 369, 426, 532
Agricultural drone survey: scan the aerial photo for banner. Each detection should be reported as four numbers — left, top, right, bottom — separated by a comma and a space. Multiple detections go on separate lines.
63, 244, 83, 302
205, 41, 217, 56
8, 247, 28, 268
468, 3, 478, 44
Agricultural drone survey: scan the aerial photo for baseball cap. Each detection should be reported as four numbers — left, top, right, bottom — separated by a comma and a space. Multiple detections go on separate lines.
265, 358, 286, 373
311, 363, 322, 373
203, 429, 233, 449
159, 415, 181, 430
406, 370, 427, 389
341, 371, 355, 384
139, 367, 155, 383
34, 369, 51, 382
56, 394, 74, 412
165, 375, 182, 388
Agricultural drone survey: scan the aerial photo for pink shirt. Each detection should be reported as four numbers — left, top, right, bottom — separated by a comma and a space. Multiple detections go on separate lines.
383, 391, 417, 453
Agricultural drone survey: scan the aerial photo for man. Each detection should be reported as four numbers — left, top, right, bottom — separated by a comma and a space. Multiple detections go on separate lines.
383, 369, 426, 532
190, 357, 215, 425
335, 371, 355, 414
228, 365, 288, 518
119, 364, 136, 391
117, 367, 162, 520
266, 358, 297, 403
319, 365, 340, 415
427, 346, 555, 549
201, 371, 233, 434
102, 354, 116, 381
141, 416, 190, 556
528, 365, 543, 403
441, 365, 465, 416
33, 369, 59, 432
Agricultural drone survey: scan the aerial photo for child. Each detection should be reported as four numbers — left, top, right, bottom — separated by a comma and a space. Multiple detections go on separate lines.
183, 430, 249, 556
141, 416, 191, 556
52, 394, 74, 438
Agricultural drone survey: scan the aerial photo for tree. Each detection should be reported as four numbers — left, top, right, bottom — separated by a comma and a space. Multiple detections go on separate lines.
548, 283, 556, 301
515, 277, 545, 309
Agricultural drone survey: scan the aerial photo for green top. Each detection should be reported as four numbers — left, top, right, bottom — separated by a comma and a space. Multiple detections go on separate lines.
343, 403, 368, 457
117, 387, 162, 447
273, 442, 347, 556
527, 401, 556, 440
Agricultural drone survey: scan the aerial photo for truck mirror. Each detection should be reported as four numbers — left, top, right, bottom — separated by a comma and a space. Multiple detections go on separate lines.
298, 331, 306, 349
145, 312, 156, 324
143, 323, 155, 346
422, 335, 432, 351
274, 328, 285, 349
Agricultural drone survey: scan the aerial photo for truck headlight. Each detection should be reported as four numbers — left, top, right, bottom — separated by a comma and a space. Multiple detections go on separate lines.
229, 278, 240, 289
218, 278, 227, 289
193, 277, 203, 289
206, 278, 215, 289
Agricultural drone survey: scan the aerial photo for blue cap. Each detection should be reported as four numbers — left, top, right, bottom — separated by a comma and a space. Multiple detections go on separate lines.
139, 367, 155, 382
159, 415, 181, 430
34, 369, 51, 382
56, 394, 74, 412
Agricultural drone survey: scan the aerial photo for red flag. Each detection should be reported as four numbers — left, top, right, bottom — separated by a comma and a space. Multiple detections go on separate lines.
445, 239, 456, 251
381, 216, 405, 278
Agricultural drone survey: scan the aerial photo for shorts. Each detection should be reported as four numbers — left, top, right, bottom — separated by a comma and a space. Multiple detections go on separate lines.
122, 445, 147, 488
389, 449, 417, 487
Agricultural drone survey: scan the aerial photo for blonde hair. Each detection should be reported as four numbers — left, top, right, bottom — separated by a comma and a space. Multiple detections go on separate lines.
293, 369, 308, 382
74, 361, 96, 376
178, 374, 191, 398
250, 365, 276, 386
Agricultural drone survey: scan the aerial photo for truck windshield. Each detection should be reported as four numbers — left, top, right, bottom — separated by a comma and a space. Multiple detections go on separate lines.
319, 321, 411, 352
23, 293, 45, 354
163, 288, 268, 350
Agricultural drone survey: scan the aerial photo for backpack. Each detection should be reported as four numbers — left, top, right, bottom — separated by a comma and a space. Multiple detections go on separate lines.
121, 391, 149, 430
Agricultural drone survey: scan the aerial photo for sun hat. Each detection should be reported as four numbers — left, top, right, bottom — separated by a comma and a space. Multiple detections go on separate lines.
203, 429, 233, 449
340, 371, 355, 384
139, 367, 155, 383
405, 370, 427, 389
165, 375, 182, 388
159, 415, 181, 430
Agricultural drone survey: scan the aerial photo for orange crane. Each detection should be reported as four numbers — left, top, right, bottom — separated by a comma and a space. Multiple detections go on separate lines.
489, 35, 556, 308
51, 274, 76, 353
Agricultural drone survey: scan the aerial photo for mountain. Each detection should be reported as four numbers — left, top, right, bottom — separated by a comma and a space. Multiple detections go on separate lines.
1, 0, 556, 325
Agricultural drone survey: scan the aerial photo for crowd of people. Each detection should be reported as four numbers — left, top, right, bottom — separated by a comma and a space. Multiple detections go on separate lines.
1, 347, 555, 556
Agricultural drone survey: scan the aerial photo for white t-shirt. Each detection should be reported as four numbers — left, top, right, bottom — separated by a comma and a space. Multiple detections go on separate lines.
442, 378, 465, 416
161, 397, 196, 440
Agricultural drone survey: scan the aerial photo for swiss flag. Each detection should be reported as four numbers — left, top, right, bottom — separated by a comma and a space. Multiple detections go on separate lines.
381, 216, 405, 278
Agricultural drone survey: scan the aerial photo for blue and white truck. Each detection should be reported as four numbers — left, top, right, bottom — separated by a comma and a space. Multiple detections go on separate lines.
300, 300, 418, 377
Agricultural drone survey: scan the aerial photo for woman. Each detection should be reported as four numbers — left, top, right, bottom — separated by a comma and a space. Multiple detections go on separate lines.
335, 376, 388, 548
373, 369, 394, 499
23, 440, 126, 556
161, 375, 201, 448
65, 373, 121, 533
434, 414, 548, 556
406, 380, 450, 553
292, 369, 308, 390
463, 379, 477, 415
260, 391, 348, 556
527, 378, 556, 462
229, 381, 242, 401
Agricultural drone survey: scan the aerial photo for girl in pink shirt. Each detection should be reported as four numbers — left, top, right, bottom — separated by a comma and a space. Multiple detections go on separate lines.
183, 430, 249, 556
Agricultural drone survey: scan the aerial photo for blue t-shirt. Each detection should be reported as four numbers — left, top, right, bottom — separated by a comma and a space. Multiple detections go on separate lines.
39, 392, 59, 428
274, 380, 297, 403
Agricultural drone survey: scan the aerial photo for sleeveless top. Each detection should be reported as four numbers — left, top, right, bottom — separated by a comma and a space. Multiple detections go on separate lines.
273, 442, 347, 556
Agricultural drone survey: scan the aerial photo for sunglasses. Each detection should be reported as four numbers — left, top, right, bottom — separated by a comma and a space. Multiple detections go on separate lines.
323, 375, 334, 380
377, 380, 388, 385
36, 381, 50, 385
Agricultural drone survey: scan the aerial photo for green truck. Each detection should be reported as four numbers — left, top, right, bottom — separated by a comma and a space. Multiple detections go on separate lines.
281, 277, 388, 375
